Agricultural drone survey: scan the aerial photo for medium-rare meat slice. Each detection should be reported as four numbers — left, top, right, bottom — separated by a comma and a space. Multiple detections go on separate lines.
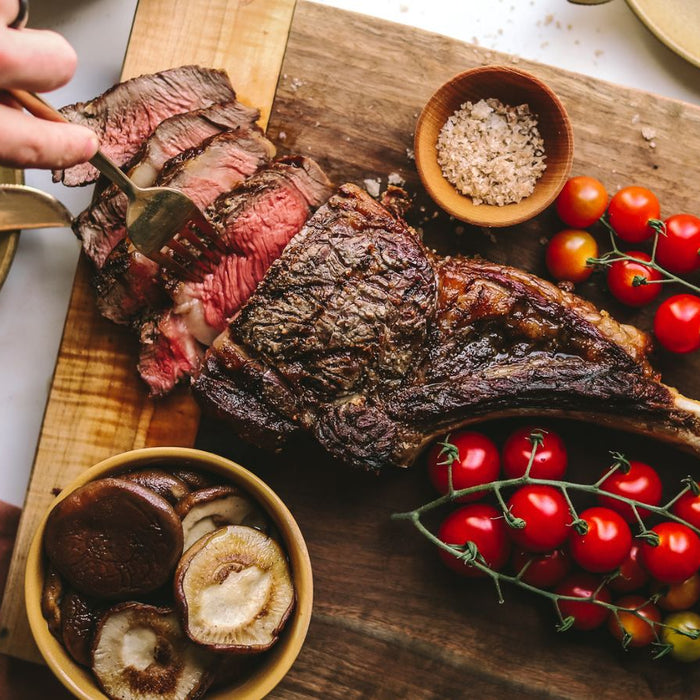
94, 128, 276, 325
137, 157, 333, 396
72, 100, 260, 267
192, 183, 700, 471
54, 66, 237, 186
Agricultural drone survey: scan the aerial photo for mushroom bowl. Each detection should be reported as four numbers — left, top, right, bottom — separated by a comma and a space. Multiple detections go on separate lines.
25, 447, 313, 700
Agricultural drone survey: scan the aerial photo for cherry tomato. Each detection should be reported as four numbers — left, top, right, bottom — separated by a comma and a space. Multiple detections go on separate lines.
545, 229, 599, 283
555, 573, 612, 631
652, 572, 700, 611
605, 251, 662, 307
506, 485, 572, 553
671, 489, 700, 530
569, 507, 632, 573
597, 460, 663, 523
556, 176, 608, 229
608, 545, 649, 593
662, 611, 700, 662
607, 186, 660, 243
501, 426, 568, 480
427, 431, 500, 502
640, 522, 700, 584
655, 214, 700, 274
608, 595, 661, 648
437, 503, 511, 577
511, 548, 571, 588
653, 294, 700, 354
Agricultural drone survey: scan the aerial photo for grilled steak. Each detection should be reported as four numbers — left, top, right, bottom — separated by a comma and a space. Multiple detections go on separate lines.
138, 156, 333, 395
192, 184, 700, 470
93, 128, 276, 325
54, 66, 237, 186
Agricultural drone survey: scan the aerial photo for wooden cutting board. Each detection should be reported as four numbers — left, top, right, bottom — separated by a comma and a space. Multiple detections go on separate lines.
5, 1, 700, 697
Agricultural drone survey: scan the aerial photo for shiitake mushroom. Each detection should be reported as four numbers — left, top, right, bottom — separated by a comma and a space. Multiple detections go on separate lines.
174, 525, 295, 652
176, 486, 268, 552
43, 478, 183, 599
60, 589, 106, 667
120, 468, 191, 506
91, 602, 215, 700
41, 564, 64, 640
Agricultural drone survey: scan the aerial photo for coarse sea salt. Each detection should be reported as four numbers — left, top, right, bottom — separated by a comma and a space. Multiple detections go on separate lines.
436, 97, 546, 206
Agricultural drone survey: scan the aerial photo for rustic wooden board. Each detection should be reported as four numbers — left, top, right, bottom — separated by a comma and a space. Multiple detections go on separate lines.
211, 3, 700, 698
0, 0, 297, 663
4, 0, 700, 697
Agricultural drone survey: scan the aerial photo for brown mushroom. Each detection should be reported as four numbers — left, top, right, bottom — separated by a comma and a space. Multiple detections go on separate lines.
176, 486, 268, 552
121, 468, 190, 505
44, 478, 183, 599
92, 602, 215, 700
60, 589, 106, 667
174, 525, 295, 652
41, 564, 64, 639
171, 468, 216, 491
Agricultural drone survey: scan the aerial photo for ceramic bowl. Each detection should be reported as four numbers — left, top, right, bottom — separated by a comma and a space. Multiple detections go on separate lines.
414, 65, 574, 228
25, 447, 313, 700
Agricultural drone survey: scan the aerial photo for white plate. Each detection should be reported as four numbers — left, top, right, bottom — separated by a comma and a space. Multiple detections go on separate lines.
626, 0, 700, 68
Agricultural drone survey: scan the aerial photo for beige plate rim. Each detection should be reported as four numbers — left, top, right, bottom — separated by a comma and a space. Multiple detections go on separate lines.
625, 0, 700, 69
0, 167, 22, 293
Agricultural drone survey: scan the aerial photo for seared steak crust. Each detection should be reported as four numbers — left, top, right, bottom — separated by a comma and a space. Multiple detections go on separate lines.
55, 66, 237, 186
193, 184, 700, 471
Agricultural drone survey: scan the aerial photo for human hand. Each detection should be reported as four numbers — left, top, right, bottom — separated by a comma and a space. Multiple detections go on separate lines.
0, 0, 99, 169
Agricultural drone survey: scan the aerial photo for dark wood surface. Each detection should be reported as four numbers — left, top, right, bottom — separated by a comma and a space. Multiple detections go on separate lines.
195, 2, 700, 697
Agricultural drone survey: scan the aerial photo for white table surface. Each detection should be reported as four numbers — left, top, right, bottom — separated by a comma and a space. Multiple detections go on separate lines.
1, 0, 699, 507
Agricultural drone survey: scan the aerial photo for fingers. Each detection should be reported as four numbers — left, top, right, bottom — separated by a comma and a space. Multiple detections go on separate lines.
0, 26, 78, 92
0, 104, 98, 169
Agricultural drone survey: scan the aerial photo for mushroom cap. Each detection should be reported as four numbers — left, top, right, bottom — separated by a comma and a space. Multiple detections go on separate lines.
41, 564, 64, 640
176, 486, 268, 552
121, 468, 191, 506
174, 525, 295, 652
92, 602, 215, 700
60, 589, 105, 667
44, 478, 183, 599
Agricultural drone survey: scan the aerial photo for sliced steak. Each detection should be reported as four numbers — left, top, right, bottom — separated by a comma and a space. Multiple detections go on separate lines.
93, 128, 276, 325
137, 157, 333, 395
54, 66, 237, 186
192, 183, 700, 471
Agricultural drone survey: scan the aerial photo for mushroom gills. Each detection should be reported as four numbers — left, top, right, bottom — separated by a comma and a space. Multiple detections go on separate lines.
177, 486, 269, 552
41, 565, 64, 639
175, 525, 295, 652
92, 602, 215, 700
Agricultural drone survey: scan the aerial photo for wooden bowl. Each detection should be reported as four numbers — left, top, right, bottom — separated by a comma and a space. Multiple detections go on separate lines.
25, 447, 313, 700
414, 65, 574, 228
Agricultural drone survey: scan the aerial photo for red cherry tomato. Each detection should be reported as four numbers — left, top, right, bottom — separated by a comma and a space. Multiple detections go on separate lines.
427, 431, 500, 502
545, 229, 599, 283
655, 214, 700, 274
652, 572, 700, 611
511, 548, 572, 589
502, 426, 568, 480
556, 176, 608, 229
608, 595, 661, 647
654, 294, 700, 354
569, 507, 632, 573
555, 573, 612, 631
597, 460, 663, 523
640, 521, 700, 584
437, 503, 511, 577
672, 490, 700, 530
506, 485, 572, 553
607, 186, 660, 243
608, 545, 649, 593
606, 251, 662, 307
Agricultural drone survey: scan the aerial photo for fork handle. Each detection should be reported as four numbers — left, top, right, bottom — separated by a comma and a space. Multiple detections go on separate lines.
8, 88, 137, 198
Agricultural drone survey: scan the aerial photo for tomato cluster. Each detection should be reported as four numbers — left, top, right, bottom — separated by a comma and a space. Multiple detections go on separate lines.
428, 426, 700, 659
547, 176, 700, 354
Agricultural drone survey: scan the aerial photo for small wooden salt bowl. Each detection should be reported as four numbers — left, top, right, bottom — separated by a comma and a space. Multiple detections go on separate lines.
414, 65, 574, 228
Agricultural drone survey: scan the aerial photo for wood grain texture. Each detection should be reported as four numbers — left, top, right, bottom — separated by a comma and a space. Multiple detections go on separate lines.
0, 0, 296, 663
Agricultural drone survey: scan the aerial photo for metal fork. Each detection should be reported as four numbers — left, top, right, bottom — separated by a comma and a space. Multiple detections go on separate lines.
8, 89, 223, 281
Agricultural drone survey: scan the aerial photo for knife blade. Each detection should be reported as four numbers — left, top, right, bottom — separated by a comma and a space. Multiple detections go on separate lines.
0, 184, 72, 232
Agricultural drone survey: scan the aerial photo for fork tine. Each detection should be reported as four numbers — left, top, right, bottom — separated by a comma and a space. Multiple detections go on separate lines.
151, 250, 204, 284
189, 209, 228, 254
178, 224, 221, 265
161, 238, 216, 279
